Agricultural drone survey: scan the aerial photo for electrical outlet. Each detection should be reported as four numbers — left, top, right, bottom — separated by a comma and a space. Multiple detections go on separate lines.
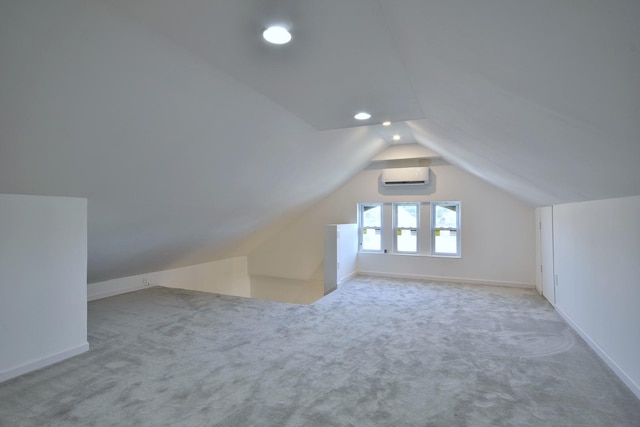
142, 277, 150, 287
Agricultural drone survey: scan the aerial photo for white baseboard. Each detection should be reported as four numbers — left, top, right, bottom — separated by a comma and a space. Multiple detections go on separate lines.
324, 286, 337, 296
357, 271, 534, 289
337, 271, 358, 286
88, 257, 252, 301
88, 274, 155, 301
0, 342, 89, 383
88, 283, 150, 302
556, 307, 640, 400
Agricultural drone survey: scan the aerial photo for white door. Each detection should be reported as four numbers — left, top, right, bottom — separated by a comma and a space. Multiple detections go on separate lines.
540, 206, 555, 305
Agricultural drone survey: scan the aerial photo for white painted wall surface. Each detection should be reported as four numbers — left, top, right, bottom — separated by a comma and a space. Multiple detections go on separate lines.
89, 255, 333, 305
324, 225, 339, 294
0, 0, 387, 284
534, 208, 543, 294
249, 159, 535, 287
324, 224, 358, 295
337, 224, 358, 284
354, 162, 535, 286
248, 202, 331, 281
250, 276, 324, 305
553, 195, 640, 398
88, 256, 250, 301
540, 206, 556, 304
0, 194, 88, 382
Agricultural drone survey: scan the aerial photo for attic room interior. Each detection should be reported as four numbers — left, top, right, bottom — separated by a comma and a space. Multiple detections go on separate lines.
1, 0, 639, 425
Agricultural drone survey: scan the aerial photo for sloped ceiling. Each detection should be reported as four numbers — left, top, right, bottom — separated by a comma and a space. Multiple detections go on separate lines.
1, 0, 638, 282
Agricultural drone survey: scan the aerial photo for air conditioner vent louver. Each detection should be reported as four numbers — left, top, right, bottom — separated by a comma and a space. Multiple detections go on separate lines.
381, 167, 429, 186
385, 180, 424, 185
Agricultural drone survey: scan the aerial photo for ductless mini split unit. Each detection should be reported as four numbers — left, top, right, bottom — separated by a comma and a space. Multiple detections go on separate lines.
381, 167, 430, 186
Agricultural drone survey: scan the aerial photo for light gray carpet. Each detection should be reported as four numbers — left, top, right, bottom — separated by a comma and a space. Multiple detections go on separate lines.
1, 276, 639, 426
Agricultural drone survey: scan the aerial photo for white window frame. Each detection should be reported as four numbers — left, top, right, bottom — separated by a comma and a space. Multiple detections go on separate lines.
431, 201, 461, 257
393, 202, 419, 254
358, 203, 383, 253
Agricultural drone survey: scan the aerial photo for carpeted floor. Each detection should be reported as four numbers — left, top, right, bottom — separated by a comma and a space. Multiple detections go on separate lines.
1, 276, 639, 426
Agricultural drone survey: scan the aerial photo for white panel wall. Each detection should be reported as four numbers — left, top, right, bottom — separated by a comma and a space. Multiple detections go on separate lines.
324, 224, 359, 295
249, 276, 324, 304
356, 163, 534, 286
249, 160, 536, 287
553, 195, 640, 397
0, 194, 88, 382
248, 202, 332, 280
534, 208, 543, 294
88, 256, 251, 301
337, 224, 358, 284
324, 225, 339, 294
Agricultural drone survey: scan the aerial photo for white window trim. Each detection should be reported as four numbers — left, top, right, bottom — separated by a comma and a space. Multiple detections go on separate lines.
393, 202, 420, 254
358, 203, 384, 253
431, 201, 461, 257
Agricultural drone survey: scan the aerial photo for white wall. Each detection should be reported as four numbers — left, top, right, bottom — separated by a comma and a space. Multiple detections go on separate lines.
88, 256, 250, 301
0, 194, 88, 382
0, 0, 388, 284
324, 225, 339, 294
534, 208, 543, 294
249, 158, 535, 288
89, 254, 329, 305
337, 224, 358, 284
324, 224, 359, 295
359, 162, 535, 286
249, 276, 324, 305
248, 202, 333, 280
553, 195, 640, 398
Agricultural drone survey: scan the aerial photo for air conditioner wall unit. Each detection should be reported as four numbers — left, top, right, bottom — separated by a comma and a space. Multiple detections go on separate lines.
381, 167, 430, 186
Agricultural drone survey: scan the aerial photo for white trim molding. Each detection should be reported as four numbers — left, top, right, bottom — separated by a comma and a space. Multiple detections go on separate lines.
88, 281, 149, 302
338, 271, 358, 286
556, 307, 640, 400
0, 342, 89, 383
357, 271, 534, 289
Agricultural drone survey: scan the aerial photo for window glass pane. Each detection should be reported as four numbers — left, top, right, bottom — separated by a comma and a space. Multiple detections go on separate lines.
396, 229, 417, 252
396, 204, 417, 228
362, 205, 381, 228
362, 228, 381, 251
434, 230, 457, 254
434, 204, 457, 228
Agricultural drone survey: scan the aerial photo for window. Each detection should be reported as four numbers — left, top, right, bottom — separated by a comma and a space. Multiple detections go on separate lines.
358, 201, 461, 257
394, 203, 419, 253
359, 203, 382, 252
431, 201, 461, 256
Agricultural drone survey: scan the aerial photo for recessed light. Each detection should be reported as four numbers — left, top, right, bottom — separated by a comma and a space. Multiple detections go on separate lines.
392, 134, 401, 141
354, 112, 371, 120
382, 121, 391, 126
263, 26, 292, 44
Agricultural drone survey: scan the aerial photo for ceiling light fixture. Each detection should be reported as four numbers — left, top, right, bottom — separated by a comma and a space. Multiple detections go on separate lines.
392, 134, 401, 141
354, 112, 371, 120
263, 26, 292, 44
382, 121, 391, 126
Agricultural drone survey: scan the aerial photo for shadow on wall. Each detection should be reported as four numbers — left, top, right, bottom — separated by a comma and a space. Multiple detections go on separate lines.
249, 275, 325, 304
88, 256, 331, 306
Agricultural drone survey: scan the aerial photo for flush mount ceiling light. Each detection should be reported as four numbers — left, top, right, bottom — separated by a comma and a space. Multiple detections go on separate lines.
263, 26, 292, 44
392, 134, 401, 141
354, 112, 371, 120
382, 121, 391, 126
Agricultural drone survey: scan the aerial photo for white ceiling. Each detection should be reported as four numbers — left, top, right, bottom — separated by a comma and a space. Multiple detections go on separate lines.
1, 0, 639, 282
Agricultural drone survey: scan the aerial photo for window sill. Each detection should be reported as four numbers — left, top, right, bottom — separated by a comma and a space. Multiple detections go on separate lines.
359, 252, 461, 259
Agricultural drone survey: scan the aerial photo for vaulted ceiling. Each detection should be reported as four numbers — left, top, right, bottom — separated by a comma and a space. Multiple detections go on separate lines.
1, 0, 638, 282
